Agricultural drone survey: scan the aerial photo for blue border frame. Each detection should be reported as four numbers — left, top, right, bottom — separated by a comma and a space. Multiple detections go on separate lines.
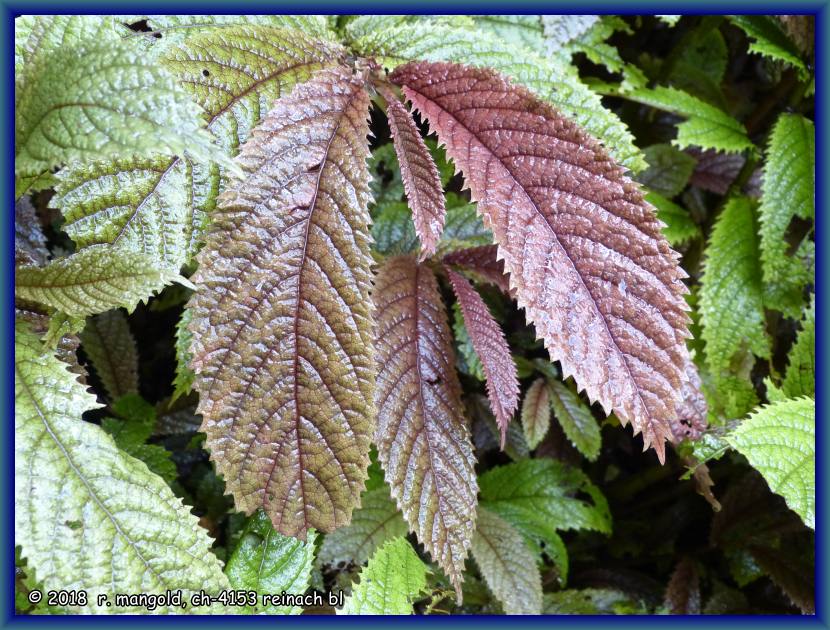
3, 2, 827, 627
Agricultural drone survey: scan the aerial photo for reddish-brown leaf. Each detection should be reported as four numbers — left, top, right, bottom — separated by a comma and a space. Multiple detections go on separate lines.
446, 268, 518, 447
443, 244, 511, 294
373, 255, 477, 600
188, 67, 375, 538
391, 61, 693, 462
380, 85, 446, 258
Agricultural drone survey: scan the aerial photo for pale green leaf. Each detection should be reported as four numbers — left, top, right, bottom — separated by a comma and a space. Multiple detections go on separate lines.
758, 113, 814, 316
726, 397, 815, 528
140, 14, 334, 40
15, 15, 125, 71
619, 86, 754, 154
338, 537, 428, 615
548, 379, 602, 461
225, 511, 317, 614
729, 15, 809, 80
15, 321, 229, 613
474, 15, 546, 50
700, 197, 770, 378
646, 191, 702, 246
471, 507, 542, 615
541, 15, 599, 48
53, 155, 190, 270
479, 460, 611, 534
15, 38, 215, 177
348, 17, 646, 172
15, 246, 191, 317
318, 487, 408, 569
780, 295, 815, 399
173, 308, 195, 401
657, 15, 682, 26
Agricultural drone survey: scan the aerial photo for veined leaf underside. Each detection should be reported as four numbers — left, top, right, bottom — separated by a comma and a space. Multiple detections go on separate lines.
188, 66, 375, 538
391, 61, 693, 461
373, 255, 478, 600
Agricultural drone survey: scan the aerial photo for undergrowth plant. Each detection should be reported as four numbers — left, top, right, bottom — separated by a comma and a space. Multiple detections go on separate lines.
14, 14, 814, 615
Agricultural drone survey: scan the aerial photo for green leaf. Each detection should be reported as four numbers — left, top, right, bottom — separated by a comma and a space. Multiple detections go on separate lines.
700, 197, 770, 378
14, 321, 229, 612
225, 511, 317, 614
15, 37, 216, 177
53, 155, 191, 270
15, 15, 126, 71
348, 17, 646, 172
79, 310, 139, 400
439, 196, 493, 251
779, 295, 815, 399
541, 15, 600, 48
548, 379, 602, 461
338, 537, 428, 615
318, 486, 408, 569
371, 202, 419, 255
729, 16, 809, 80
140, 14, 334, 40
727, 397, 815, 528
173, 308, 195, 401
521, 378, 550, 450
101, 395, 178, 485
646, 191, 702, 246
479, 459, 611, 534
543, 588, 646, 614
471, 507, 542, 614
637, 143, 697, 198
15, 246, 190, 317
618, 86, 754, 154
758, 113, 814, 316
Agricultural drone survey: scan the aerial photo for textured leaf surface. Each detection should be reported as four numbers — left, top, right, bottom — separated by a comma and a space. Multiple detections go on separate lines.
620, 86, 754, 154
479, 460, 611, 534
726, 397, 815, 529
16, 247, 187, 317
350, 18, 645, 172
548, 379, 602, 461
381, 87, 446, 258
15, 37, 214, 177
471, 507, 542, 615
392, 61, 693, 462
453, 303, 485, 381
373, 256, 478, 598
173, 308, 195, 401
15, 15, 124, 70
521, 378, 550, 450
371, 201, 420, 255
15, 322, 229, 613
729, 16, 809, 80
444, 245, 509, 293
447, 269, 518, 446
188, 67, 375, 537
318, 486, 408, 568
53, 155, 191, 270
758, 113, 814, 316
225, 511, 317, 614
339, 538, 427, 615
779, 296, 815, 399
140, 14, 333, 40
541, 15, 600, 48
80, 311, 138, 402
700, 197, 770, 377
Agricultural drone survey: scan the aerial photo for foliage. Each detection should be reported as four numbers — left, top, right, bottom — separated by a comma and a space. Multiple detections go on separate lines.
14, 13, 815, 617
